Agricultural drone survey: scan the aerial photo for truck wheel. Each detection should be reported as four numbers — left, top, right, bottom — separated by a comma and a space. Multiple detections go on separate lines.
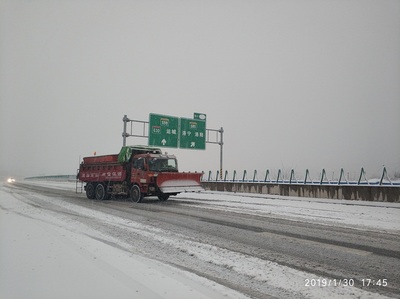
86, 183, 95, 199
130, 185, 142, 203
95, 184, 106, 201
157, 193, 169, 201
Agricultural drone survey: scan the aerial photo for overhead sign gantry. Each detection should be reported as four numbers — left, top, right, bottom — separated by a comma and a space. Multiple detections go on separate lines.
122, 113, 223, 177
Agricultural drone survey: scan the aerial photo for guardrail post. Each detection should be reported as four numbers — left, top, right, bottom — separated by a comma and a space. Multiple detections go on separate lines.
379, 166, 392, 185
253, 170, 257, 182
304, 169, 310, 184
242, 170, 247, 182
224, 170, 228, 182
216, 170, 220, 181
338, 168, 347, 185
320, 169, 327, 185
358, 167, 369, 185
289, 169, 295, 184
208, 171, 212, 181
276, 169, 281, 184
264, 169, 270, 182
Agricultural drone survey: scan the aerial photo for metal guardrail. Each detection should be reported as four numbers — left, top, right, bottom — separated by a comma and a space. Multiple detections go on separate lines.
23, 167, 400, 187
203, 167, 400, 187
25, 175, 77, 181
24, 174, 84, 194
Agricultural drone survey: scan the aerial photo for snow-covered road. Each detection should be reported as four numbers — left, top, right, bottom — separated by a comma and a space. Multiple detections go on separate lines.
0, 182, 247, 299
1, 180, 399, 298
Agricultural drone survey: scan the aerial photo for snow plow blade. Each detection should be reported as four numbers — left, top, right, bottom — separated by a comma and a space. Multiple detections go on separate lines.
157, 172, 204, 194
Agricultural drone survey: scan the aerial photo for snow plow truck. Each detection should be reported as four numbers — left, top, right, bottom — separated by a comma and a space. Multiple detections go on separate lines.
78, 145, 204, 202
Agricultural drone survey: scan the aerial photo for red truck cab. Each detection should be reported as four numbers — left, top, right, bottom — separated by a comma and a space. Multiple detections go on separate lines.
131, 153, 178, 200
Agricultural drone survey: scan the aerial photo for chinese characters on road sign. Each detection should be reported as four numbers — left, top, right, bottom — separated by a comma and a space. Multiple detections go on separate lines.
148, 114, 179, 148
149, 113, 206, 150
179, 117, 206, 149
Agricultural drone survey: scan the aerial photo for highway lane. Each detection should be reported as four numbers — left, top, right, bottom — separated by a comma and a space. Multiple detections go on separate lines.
4, 182, 400, 298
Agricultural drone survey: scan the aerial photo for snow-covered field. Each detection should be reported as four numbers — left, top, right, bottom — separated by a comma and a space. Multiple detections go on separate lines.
1, 180, 399, 298
0, 181, 248, 299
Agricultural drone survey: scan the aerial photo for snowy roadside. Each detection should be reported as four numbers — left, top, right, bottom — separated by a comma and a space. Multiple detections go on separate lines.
0, 183, 249, 299
175, 191, 400, 233
4, 180, 398, 298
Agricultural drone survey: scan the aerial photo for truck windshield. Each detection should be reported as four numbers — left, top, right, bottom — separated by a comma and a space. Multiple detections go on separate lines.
148, 158, 178, 172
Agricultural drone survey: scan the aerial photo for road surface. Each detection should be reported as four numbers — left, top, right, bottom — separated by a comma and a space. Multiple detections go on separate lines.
1, 181, 399, 298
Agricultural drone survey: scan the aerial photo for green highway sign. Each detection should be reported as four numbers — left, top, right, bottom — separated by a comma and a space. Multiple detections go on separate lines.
148, 113, 179, 148
148, 113, 206, 150
194, 112, 207, 121
179, 117, 206, 150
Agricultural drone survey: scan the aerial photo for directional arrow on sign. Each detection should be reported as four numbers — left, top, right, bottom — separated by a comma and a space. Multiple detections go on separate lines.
148, 114, 179, 148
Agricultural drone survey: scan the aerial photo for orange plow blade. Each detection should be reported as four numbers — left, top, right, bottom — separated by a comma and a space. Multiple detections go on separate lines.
157, 172, 204, 193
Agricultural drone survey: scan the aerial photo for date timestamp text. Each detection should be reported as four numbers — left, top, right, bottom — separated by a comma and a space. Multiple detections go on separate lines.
305, 278, 388, 287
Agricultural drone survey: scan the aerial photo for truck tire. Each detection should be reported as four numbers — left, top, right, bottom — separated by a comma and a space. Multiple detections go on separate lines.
157, 193, 169, 201
95, 184, 106, 201
86, 183, 95, 199
130, 185, 142, 203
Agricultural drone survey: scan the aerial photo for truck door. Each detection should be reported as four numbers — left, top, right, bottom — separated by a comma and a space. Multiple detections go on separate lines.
131, 157, 148, 187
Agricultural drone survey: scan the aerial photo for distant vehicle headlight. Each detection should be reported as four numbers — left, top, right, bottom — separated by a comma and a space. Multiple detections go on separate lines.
7, 178, 15, 183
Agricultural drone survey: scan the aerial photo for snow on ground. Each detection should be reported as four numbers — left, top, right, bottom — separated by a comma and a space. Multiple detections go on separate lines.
176, 191, 400, 233
0, 182, 249, 299
21, 179, 400, 232
2, 180, 399, 298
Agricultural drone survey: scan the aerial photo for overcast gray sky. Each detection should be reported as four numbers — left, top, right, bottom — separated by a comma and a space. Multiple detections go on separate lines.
1, 0, 399, 180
